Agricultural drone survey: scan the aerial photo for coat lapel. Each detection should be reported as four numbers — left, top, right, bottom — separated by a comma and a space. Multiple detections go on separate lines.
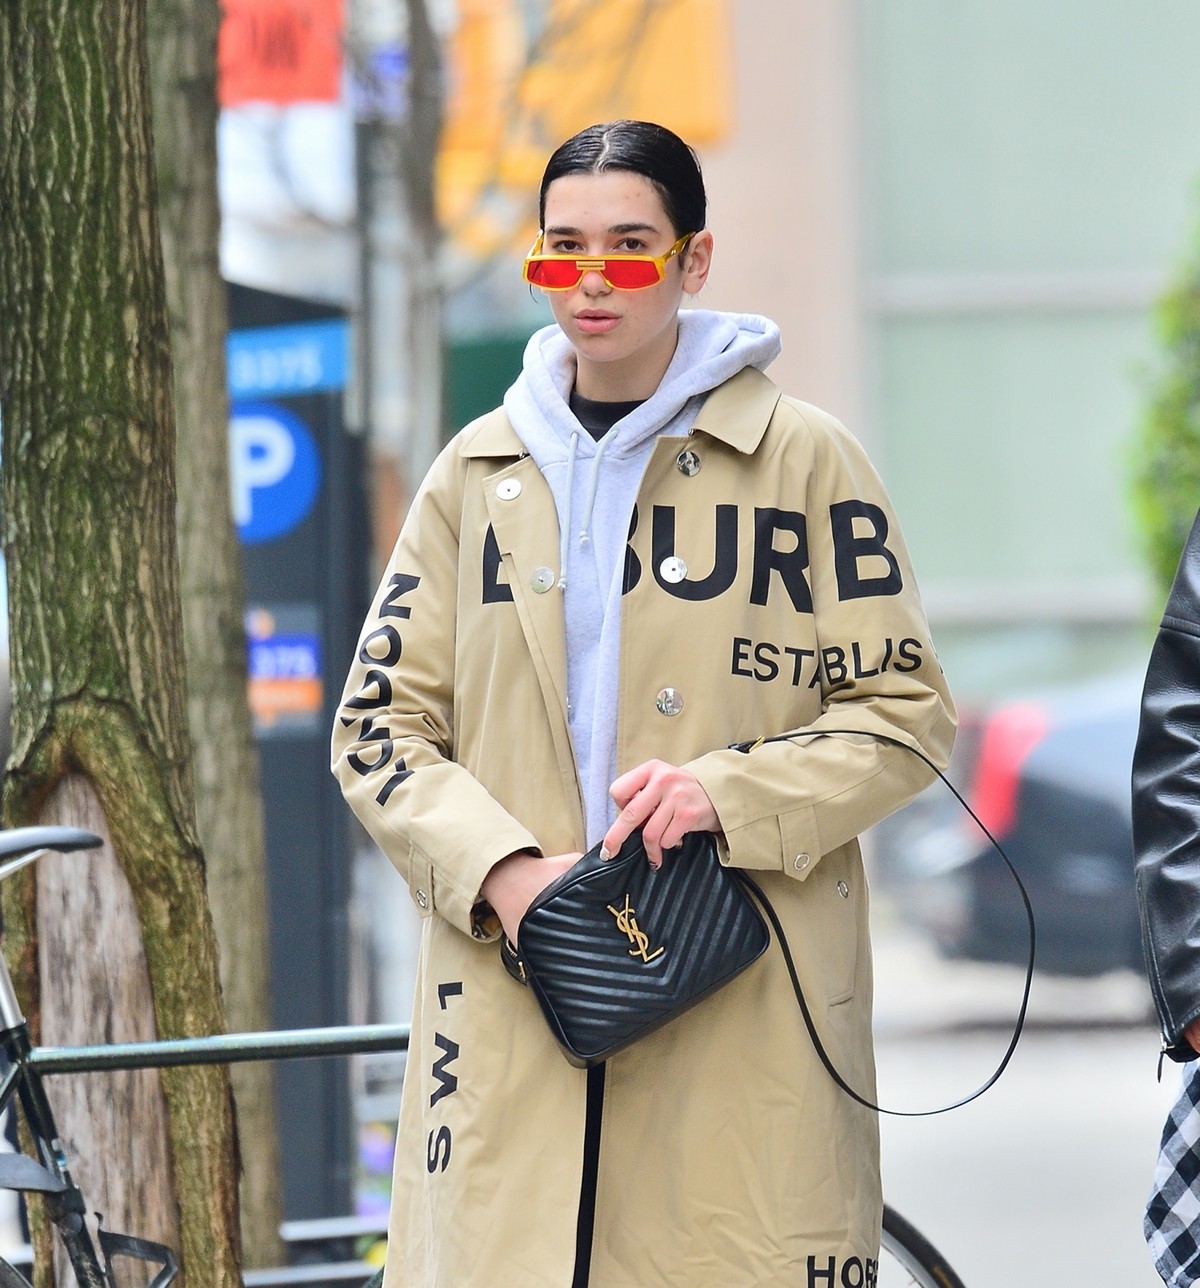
482, 456, 581, 822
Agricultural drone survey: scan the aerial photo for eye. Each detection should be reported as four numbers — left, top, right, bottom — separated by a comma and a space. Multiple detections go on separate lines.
614, 237, 647, 254
548, 238, 583, 255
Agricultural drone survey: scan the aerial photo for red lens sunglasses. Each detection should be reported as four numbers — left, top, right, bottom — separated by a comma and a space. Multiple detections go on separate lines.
522, 232, 694, 291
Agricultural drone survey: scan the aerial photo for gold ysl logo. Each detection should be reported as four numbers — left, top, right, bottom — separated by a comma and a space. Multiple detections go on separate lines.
606, 895, 665, 964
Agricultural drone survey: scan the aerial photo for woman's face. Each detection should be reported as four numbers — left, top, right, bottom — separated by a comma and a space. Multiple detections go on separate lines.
538, 170, 712, 401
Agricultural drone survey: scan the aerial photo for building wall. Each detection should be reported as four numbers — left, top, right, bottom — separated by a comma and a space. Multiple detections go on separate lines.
696, 2, 1200, 698
859, 1, 1200, 696
697, 0, 865, 437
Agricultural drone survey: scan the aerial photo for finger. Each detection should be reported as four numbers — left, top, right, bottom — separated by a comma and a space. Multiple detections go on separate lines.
661, 775, 720, 839
641, 805, 681, 870
600, 808, 642, 861
609, 761, 657, 810
657, 819, 686, 854
658, 793, 703, 852
601, 789, 659, 860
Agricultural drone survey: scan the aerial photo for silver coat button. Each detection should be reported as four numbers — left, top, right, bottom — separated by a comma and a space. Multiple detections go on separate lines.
837, 880, 850, 899
496, 478, 522, 500
794, 853, 811, 872
659, 556, 688, 583
655, 687, 684, 717
530, 567, 556, 593
676, 449, 701, 477
416, 889, 429, 909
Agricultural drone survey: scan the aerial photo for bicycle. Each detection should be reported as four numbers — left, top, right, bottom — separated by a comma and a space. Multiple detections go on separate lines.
0, 826, 965, 1287
880, 1205, 966, 1287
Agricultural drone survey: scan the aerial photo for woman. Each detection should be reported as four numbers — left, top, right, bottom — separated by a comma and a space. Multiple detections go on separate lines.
333, 119, 955, 1288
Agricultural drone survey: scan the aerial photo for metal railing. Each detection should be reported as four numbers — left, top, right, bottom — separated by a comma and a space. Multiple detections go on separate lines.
3, 1022, 410, 1286
27, 1023, 411, 1076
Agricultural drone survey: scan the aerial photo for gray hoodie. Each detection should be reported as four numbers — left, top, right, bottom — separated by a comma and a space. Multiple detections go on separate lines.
502, 308, 782, 842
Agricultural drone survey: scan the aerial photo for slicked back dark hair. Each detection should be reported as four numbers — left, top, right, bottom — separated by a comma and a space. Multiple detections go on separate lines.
538, 120, 707, 237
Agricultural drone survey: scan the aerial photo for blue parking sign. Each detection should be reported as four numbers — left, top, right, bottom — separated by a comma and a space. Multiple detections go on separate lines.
231, 401, 322, 545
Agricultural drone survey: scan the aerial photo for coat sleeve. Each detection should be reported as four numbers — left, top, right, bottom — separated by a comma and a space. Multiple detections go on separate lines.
330, 445, 541, 941
1134, 508, 1200, 1060
686, 401, 957, 877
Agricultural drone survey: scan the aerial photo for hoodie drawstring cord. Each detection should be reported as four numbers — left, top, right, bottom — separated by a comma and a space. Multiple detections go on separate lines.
578, 434, 611, 551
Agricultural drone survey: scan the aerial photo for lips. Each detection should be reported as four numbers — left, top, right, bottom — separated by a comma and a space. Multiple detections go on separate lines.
574, 310, 620, 335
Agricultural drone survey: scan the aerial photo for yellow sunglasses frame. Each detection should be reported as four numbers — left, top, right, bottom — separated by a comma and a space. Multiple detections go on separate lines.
522, 232, 694, 291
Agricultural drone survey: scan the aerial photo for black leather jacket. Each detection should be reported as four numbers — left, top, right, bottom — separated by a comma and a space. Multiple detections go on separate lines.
1134, 508, 1200, 1062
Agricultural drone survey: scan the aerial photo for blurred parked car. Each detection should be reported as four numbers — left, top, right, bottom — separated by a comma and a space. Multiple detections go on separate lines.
870, 670, 1146, 978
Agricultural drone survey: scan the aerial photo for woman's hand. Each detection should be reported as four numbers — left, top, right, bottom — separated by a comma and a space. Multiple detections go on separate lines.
1185, 1016, 1200, 1055
481, 849, 582, 944
602, 760, 720, 869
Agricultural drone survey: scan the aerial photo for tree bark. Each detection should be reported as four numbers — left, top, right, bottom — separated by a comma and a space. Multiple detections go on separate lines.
0, 0, 242, 1283
354, 0, 445, 561
35, 776, 177, 1285
146, 0, 286, 1266
398, 0, 445, 480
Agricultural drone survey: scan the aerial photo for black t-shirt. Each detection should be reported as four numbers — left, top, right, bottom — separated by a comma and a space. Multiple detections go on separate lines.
568, 389, 646, 442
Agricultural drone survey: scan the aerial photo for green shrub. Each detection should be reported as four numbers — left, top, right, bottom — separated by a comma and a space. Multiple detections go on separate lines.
1133, 219, 1200, 599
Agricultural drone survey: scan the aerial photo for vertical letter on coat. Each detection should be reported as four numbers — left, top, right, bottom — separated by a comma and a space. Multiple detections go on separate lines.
830, 500, 903, 600
751, 507, 813, 611
430, 1033, 460, 1107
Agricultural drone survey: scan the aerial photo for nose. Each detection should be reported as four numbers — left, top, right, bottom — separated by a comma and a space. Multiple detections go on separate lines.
579, 267, 610, 296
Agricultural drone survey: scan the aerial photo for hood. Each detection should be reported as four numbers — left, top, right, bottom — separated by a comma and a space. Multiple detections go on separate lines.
503, 309, 782, 468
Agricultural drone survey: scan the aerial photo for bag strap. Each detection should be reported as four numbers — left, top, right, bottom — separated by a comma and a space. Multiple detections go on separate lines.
730, 727, 1035, 1117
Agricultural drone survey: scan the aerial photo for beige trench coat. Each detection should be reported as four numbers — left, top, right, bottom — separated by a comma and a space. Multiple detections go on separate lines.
332, 366, 956, 1288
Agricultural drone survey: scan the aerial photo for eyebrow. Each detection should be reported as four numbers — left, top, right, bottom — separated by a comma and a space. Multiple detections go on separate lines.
543, 222, 661, 237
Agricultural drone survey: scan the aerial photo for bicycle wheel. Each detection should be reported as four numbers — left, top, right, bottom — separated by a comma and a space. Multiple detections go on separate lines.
879, 1204, 967, 1288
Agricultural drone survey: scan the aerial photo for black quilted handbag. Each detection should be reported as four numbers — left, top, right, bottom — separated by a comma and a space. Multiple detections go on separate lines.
501, 731, 1035, 1112
500, 829, 769, 1067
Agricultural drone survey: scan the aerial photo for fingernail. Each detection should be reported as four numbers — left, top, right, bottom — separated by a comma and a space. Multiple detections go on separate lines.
599, 846, 612, 862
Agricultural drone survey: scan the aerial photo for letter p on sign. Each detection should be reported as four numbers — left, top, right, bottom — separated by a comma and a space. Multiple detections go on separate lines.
230, 401, 322, 545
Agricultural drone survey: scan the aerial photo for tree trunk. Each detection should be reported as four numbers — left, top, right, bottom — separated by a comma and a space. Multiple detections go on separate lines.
354, 0, 445, 561
0, 1, 242, 1284
33, 776, 177, 1286
146, 0, 286, 1266
398, 0, 445, 480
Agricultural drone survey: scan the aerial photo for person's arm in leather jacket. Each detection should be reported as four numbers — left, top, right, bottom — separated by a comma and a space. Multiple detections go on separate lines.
1133, 507, 1200, 1061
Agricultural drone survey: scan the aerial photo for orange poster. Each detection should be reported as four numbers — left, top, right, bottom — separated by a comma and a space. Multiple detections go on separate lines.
219, 0, 344, 106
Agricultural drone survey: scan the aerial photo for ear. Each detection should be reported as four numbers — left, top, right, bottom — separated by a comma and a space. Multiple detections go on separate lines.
680, 230, 714, 296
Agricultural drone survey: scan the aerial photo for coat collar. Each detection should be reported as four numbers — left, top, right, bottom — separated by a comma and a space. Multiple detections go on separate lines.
457, 365, 782, 460
458, 406, 524, 459
689, 366, 781, 453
